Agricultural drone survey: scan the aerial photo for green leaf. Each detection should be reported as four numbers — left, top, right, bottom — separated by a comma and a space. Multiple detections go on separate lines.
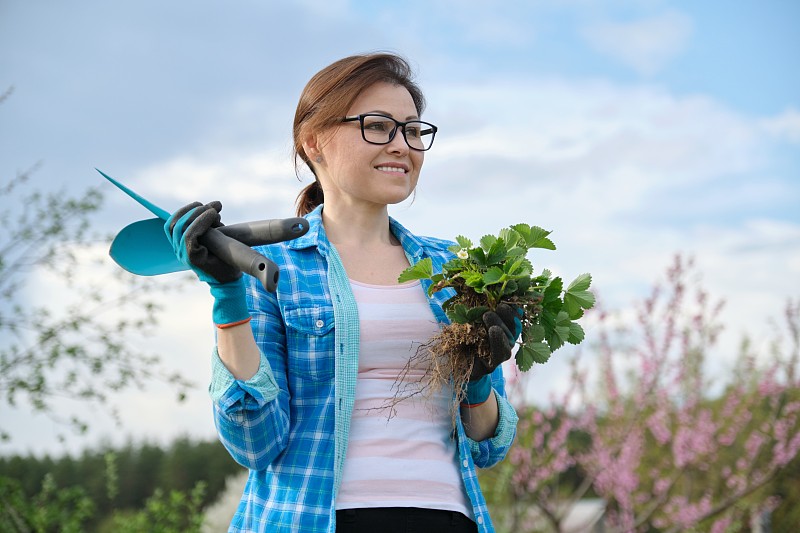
442, 258, 461, 275
502, 280, 518, 295
564, 289, 595, 310
540, 307, 557, 332
567, 322, 585, 344
480, 234, 497, 251
482, 266, 505, 286
465, 305, 490, 323
504, 257, 525, 276
564, 273, 595, 318
462, 271, 484, 288
446, 304, 470, 324
506, 246, 527, 259
398, 258, 433, 283
533, 269, 552, 286
542, 277, 563, 309
567, 272, 592, 293
543, 310, 571, 351
468, 247, 488, 268
485, 238, 507, 264
518, 342, 551, 370
525, 323, 546, 343
512, 224, 556, 250
455, 235, 473, 249
498, 227, 522, 247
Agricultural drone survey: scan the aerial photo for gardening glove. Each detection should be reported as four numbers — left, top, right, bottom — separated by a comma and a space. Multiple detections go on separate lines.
463, 303, 522, 406
165, 201, 250, 328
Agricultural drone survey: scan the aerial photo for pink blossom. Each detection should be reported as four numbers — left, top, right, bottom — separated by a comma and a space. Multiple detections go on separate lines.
647, 409, 672, 445
710, 515, 733, 533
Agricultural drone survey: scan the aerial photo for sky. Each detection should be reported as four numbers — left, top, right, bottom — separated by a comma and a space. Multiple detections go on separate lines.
1, 0, 799, 456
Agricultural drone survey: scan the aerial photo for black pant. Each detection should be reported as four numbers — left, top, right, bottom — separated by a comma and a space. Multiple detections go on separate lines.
336, 507, 479, 533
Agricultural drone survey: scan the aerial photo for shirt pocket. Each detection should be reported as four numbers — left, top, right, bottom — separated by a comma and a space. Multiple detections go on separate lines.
283, 304, 335, 382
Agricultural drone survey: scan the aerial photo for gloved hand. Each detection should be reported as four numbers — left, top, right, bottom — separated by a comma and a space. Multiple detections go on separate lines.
462, 303, 522, 407
165, 201, 250, 328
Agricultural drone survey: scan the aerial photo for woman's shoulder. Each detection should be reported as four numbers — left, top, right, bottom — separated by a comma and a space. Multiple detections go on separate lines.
389, 216, 455, 253
415, 234, 456, 251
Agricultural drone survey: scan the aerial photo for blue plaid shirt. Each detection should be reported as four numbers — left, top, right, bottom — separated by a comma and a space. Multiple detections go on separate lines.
208, 205, 518, 532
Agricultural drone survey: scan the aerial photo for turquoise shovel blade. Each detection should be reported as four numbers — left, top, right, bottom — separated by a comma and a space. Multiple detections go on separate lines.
110, 218, 187, 275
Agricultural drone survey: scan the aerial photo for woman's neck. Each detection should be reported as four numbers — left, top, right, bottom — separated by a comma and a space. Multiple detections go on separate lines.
321, 202, 394, 247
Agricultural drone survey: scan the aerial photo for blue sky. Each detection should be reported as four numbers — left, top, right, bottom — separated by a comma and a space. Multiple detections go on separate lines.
1, 1, 799, 455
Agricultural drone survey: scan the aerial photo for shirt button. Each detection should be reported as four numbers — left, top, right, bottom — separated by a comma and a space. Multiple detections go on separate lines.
477, 516, 484, 524
462, 459, 469, 468
315, 319, 324, 328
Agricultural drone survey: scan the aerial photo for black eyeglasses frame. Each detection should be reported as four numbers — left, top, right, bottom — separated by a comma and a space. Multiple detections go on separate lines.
341, 113, 438, 152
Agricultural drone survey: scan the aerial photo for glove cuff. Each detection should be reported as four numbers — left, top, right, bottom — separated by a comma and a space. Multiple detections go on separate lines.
462, 375, 492, 407
209, 278, 250, 327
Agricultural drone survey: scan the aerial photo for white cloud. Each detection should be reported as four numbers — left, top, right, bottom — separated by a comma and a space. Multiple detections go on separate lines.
580, 10, 693, 75
421, 77, 760, 203
760, 107, 800, 144
134, 148, 304, 222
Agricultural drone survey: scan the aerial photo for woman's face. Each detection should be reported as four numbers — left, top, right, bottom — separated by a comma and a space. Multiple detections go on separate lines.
311, 82, 425, 209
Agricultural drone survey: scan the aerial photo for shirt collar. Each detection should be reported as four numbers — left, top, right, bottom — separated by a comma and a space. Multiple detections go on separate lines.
287, 204, 427, 262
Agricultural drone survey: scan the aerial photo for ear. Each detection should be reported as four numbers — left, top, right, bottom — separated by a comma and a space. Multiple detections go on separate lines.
301, 132, 322, 163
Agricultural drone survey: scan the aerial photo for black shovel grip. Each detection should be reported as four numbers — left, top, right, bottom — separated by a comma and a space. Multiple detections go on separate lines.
197, 217, 309, 292
217, 217, 310, 246
199, 229, 280, 292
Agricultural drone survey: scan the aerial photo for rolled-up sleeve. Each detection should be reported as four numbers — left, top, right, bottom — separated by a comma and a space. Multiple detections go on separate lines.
209, 350, 279, 414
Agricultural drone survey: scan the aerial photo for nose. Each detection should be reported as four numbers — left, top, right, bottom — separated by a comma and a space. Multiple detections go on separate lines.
386, 126, 409, 154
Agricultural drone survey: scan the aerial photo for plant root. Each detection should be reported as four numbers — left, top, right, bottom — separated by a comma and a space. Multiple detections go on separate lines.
376, 322, 494, 428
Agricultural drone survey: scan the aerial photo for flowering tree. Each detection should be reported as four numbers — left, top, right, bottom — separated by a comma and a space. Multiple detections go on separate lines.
481, 255, 800, 532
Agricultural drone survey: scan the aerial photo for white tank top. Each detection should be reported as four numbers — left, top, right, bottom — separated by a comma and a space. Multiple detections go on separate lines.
335, 279, 472, 519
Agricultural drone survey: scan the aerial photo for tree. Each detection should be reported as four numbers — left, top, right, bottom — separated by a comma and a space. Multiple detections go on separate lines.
1, 88, 192, 440
0, 473, 95, 533
481, 255, 800, 532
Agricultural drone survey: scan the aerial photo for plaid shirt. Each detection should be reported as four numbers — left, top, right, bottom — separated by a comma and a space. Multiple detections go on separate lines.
209, 205, 518, 532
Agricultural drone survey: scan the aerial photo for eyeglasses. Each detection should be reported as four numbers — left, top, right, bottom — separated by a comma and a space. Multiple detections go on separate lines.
342, 113, 438, 151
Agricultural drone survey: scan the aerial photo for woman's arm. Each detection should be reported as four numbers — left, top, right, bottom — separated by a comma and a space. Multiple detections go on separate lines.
217, 321, 262, 379
463, 366, 519, 468
210, 276, 292, 471
460, 391, 499, 441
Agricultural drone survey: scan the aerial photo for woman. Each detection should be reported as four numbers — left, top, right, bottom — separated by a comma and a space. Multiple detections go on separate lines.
167, 52, 519, 533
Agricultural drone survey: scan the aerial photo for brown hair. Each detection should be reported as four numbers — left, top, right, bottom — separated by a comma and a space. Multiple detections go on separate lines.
293, 52, 426, 216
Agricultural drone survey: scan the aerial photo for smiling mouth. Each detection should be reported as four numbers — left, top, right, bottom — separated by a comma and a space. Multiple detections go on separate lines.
375, 165, 408, 174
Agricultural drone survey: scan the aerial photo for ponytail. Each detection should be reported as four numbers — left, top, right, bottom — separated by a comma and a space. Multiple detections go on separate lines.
295, 180, 324, 216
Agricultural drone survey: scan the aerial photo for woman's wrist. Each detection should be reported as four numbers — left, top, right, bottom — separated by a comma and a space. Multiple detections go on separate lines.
462, 374, 492, 407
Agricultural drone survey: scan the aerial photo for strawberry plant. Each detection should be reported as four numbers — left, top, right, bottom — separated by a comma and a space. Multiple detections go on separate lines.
398, 223, 595, 376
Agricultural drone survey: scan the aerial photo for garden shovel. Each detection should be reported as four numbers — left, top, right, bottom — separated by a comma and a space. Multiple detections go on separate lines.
98, 169, 308, 292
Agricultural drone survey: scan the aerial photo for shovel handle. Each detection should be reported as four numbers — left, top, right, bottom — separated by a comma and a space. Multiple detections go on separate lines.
199, 228, 280, 292
217, 217, 310, 246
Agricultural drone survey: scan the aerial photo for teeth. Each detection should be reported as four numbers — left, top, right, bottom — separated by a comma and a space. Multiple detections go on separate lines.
376, 166, 406, 173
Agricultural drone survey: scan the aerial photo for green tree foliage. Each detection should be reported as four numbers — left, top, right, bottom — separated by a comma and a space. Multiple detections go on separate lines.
0, 473, 95, 533
0, 437, 243, 532
0, 162, 193, 439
